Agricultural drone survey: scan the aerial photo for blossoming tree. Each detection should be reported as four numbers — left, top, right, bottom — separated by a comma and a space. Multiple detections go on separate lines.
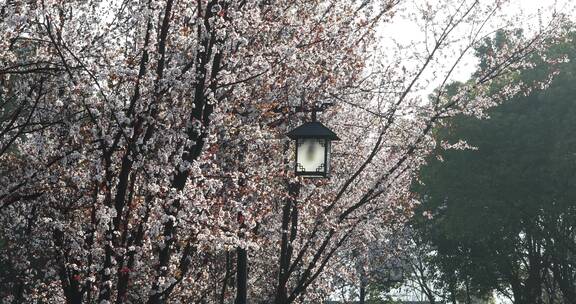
0, 0, 568, 303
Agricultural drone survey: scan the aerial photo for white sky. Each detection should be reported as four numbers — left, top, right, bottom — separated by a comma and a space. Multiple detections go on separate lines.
377, 0, 576, 98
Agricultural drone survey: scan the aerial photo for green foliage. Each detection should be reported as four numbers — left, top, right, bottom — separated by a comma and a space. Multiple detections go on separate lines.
412, 30, 576, 302
364, 280, 403, 303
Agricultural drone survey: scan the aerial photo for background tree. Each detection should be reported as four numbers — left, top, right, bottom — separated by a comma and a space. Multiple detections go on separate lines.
413, 29, 576, 304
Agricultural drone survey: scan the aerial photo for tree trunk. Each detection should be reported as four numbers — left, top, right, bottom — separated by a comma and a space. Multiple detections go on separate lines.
235, 247, 248, 304
274, 182, 300, 304
219, 252, 232, 304
274, 196, 293, 304
359, 273, 366, 304
465, 277, 472, 304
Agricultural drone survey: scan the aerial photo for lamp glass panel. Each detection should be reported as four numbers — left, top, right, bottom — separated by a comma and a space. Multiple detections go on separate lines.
296, 139, 326, 173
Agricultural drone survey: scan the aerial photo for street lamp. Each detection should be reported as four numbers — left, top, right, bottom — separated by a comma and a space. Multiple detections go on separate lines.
287, 117, 339, 177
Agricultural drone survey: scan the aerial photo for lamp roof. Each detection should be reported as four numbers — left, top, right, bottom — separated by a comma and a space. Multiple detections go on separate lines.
287, 121, 340, 140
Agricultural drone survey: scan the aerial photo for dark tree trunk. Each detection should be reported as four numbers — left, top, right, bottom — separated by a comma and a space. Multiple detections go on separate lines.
359, 275, 366, 304
219, 251, 233, 304
235, 247, 248, 304
274, 195, 293, 304
465, 277, 472, 304
146, 0, 223, 301
274, 182, 300, 304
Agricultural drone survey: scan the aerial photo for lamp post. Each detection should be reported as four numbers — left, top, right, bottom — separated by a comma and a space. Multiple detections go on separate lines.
272, 104, 340, 304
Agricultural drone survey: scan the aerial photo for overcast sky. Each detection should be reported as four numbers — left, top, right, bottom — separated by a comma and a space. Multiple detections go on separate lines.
377, 0, 575, 98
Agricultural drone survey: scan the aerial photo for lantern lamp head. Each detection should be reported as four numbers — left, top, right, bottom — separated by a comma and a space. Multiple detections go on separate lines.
287, 121, 340, 177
